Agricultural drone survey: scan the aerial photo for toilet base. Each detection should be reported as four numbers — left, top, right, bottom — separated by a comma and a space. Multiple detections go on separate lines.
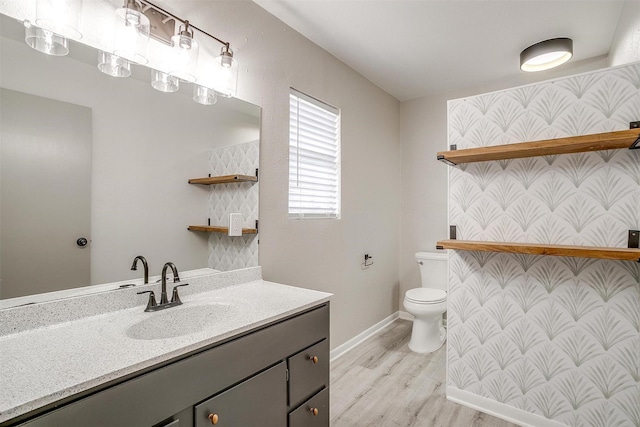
408, 316, 446, 354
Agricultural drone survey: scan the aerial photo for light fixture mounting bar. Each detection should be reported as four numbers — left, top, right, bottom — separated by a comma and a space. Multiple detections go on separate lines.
138, 0, 230, 49
140, 5, 174, 45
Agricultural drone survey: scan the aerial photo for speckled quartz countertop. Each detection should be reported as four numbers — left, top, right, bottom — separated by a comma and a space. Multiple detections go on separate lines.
0, 275, 331, 423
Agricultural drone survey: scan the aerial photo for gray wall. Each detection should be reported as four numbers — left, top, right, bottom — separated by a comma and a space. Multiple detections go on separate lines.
175, 1, 402, 349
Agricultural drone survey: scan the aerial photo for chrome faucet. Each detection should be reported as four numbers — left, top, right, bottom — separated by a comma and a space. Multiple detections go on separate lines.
137, 262, 188, 312
130, 255, 149, 284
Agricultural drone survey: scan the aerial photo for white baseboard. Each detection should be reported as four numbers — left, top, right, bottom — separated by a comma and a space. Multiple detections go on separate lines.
330, 311, 399, 362
398, 310, 413, 320
447, 387, 568, 427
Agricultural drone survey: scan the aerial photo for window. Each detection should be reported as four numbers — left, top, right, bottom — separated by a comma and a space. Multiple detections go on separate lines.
288, 89, 341, 219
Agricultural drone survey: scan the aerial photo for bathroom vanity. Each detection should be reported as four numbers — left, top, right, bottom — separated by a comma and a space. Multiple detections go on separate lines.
0, 268, 331, 427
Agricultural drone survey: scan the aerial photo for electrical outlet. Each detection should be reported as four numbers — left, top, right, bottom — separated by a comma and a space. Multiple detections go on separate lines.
228, 213, 243, 236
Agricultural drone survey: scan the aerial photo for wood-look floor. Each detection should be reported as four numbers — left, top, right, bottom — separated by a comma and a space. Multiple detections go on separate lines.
330, 319, 518, 427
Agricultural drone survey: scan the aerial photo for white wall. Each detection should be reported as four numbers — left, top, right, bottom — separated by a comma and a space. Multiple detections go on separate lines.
609, 1, 640, 66
153, 1, 401, 349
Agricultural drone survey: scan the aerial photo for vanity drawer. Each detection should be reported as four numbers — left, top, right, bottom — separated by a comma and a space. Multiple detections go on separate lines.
288, 339, 329, 407
288, 388, 329, 427
194, 362, 286, 427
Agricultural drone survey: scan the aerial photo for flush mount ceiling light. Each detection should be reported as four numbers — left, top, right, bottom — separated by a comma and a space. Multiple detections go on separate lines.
520, 38, 573, 72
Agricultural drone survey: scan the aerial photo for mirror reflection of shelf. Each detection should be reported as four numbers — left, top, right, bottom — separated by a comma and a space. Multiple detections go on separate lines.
437, 128, 640, 165
188, 225, 258, 234
189, 169, 258, 185
436, 240, 640, 262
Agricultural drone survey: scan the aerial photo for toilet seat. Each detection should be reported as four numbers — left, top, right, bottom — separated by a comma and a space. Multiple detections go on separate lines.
405, 288, 446, 304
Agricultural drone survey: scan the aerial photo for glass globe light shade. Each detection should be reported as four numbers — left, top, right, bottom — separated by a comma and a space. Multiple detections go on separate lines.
151, 69, 180, 93
113, 6, 150, 65
24, 20, 69, 56
97, 50, 131, 78
168, 33, 199, 83
35, 0, 83, 40
193, 85, 218, 105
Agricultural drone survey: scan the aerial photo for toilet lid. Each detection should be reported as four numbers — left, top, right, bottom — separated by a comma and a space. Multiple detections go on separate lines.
406, 288, 447, 304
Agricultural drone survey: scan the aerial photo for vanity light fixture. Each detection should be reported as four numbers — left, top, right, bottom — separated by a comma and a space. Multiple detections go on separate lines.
134, 0, 239, 96
151, 69, 180, 92
168, 21, 199, 82
520, 38, 573, 72
113, 0, 150, 65
24, 0, 240, 100
193, 85, 218, 105
97, 50, 132, 78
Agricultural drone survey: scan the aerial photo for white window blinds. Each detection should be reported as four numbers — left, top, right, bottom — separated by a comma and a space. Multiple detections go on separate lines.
289, 89, 341, 219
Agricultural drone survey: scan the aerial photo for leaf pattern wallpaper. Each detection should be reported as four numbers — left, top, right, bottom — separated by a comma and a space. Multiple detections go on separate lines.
447, 63, 640, 427
207, 141, 259, 271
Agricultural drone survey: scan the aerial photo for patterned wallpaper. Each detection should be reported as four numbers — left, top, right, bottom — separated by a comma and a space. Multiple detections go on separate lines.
207, 140, 259, 271
447, 63, 640, 426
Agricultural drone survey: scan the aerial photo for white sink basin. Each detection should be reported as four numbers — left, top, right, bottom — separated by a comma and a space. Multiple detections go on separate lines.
126, 302, 235, 340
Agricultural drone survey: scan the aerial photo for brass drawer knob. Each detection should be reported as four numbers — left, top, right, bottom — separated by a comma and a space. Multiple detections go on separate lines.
310, 407, 319, 416
208, 413, 219, 425
309, 355, 319, 364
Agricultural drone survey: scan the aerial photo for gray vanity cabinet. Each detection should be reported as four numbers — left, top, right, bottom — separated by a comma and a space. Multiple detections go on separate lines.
6, 303, 329, 427
194, 362, 287, 426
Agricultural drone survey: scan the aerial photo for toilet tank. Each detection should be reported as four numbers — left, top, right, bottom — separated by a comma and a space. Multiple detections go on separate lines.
415, 252, 448, 291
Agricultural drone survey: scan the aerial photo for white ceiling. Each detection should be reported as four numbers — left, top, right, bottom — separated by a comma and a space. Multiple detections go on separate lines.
254, 1, 625, 101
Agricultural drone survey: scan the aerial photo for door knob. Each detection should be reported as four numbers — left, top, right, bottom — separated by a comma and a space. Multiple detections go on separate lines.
76, 237, 88, 247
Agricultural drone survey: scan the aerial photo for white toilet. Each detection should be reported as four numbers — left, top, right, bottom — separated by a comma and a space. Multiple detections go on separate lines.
403, 252, 448, 353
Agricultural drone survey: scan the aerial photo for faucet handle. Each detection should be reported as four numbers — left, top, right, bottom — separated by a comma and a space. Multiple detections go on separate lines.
171, 283, 189, 304
137, 290, 157, 312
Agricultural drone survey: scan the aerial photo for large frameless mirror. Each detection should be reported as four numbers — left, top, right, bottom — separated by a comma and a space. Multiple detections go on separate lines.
0, 13, 260, 307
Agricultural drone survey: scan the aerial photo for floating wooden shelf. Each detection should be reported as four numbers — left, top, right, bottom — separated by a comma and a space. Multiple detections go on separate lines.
436, 240, 640, 262
188, 225, 258, 234
188, 174, 258, 185
437, 128, 640, 165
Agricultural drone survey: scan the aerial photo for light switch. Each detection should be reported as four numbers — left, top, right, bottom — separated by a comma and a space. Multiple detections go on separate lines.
229, 213, 243, 236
